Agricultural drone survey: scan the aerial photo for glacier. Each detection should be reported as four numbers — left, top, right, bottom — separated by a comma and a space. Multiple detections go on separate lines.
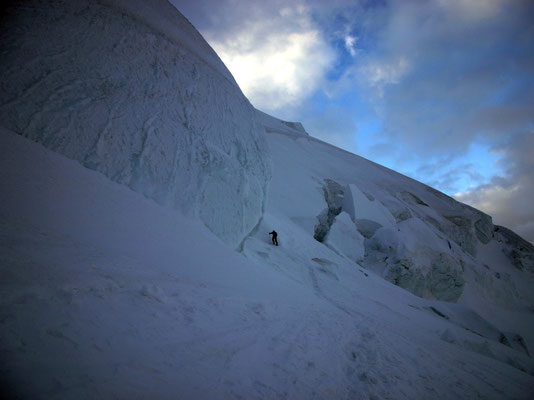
0, 0, 270, 247
1, 1, 534, 399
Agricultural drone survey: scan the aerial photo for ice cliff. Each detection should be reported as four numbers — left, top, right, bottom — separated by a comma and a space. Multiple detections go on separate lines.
0, 0, 270, 247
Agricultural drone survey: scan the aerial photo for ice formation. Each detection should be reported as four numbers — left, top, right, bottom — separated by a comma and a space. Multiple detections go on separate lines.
251, 109, 534, 322
0, 0, 270, 247
343, 183, 396, 228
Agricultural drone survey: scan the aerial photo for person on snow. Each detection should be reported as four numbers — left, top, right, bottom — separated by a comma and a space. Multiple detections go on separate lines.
269, 230, 278, 246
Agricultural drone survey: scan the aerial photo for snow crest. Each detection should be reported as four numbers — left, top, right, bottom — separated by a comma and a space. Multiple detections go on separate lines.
0, 0, 270, 246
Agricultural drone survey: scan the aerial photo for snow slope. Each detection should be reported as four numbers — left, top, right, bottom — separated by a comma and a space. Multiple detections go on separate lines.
1, 0, 534, 398
250, 117, 534, 344
2, 123, 534, 399
0, 0, 270, 247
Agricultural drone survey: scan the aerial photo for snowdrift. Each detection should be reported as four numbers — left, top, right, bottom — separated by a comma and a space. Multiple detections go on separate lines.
0, 0, 270, 247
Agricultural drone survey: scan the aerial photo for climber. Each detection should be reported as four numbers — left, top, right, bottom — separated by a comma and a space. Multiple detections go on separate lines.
269, 230, 279, 246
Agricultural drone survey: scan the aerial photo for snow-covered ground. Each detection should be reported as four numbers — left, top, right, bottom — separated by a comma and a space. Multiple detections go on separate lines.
1, 1, 534, 399
2, 123, 534, 398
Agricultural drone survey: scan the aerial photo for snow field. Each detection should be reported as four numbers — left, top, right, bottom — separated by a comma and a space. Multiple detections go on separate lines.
2, 122, 534, 398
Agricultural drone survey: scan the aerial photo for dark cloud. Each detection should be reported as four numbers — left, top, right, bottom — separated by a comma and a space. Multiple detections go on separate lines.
352, 0, 534, 148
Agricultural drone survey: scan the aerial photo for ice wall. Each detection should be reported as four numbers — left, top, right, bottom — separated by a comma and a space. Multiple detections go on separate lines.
0, 0, 270, 246
343, 183, 396, 228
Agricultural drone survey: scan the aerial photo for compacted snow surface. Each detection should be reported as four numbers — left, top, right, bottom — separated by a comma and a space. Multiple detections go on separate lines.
1, 1, 534, 399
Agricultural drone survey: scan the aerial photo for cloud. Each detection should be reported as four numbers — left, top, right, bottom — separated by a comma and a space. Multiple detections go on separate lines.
350, 0, 534, 153
420, 162, 483, 192
344, 0, 534, 241
456, 180, 534, 244
455, 132, 534, 243
344, 35, 358, 57
214, 28, 334, 110
173, 0, 336, 112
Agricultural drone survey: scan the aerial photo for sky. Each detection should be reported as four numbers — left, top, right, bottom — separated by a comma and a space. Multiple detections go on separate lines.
171, 0, 534, 244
